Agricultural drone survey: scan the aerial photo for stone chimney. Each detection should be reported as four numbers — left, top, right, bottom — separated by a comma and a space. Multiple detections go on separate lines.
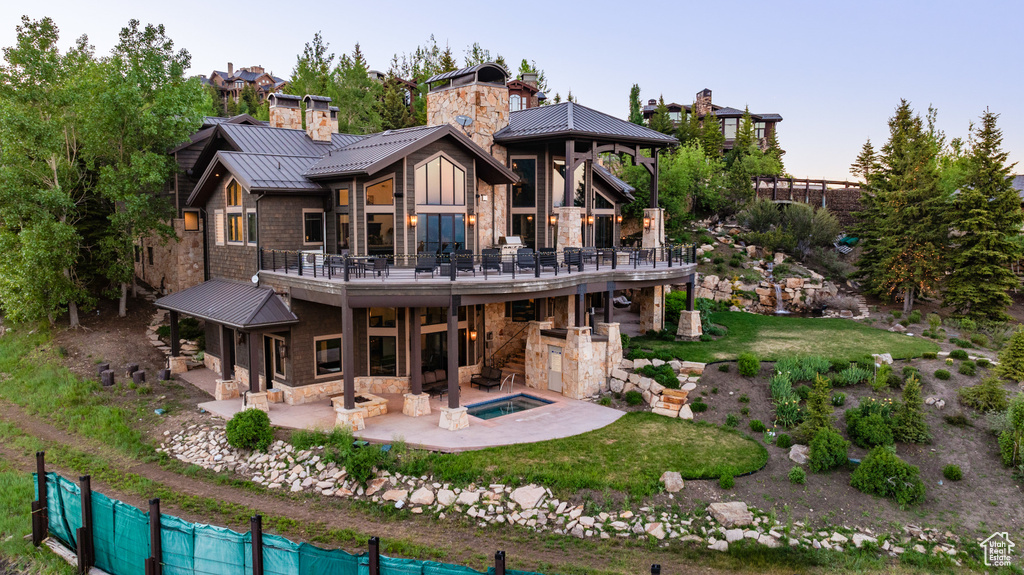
694, 89, 713, 118
228, 62, 234, 76
302, 95, 333, 142
329, 106, 339, 133
267, 93, 301, 130
520, 72, 538, 88
426, 65, 509, 149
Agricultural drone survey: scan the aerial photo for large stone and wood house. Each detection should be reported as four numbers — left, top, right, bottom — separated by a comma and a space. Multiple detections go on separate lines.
643, 89, 782, 152
199, 62, 289, 109
155, 63, 700, 432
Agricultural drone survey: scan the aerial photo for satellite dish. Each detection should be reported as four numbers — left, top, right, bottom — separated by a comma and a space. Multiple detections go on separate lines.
455, 115, 474, 127
251, 273, 260, 285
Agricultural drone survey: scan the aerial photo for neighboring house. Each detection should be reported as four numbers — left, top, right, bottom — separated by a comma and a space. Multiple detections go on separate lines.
642, 89, 782, 151
368, 70, 419, 114
1013, 174, 1024, 202
155, 63, 697, 432
199, 62, 288, 109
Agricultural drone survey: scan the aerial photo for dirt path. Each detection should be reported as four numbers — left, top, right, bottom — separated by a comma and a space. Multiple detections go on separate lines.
0, 400, 734, 575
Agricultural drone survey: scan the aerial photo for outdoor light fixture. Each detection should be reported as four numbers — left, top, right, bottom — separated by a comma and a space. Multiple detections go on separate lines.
409, 215, 418, 228
470, 330, 478, 341
643, 217, 652, 230
527, 215, 533, 222
549, 214, 558, 226
468, 214, 476, 226
587, 215, 595, 225
616, 215, 623, 224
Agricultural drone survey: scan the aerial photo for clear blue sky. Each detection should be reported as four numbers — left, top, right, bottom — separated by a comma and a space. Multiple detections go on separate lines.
2, 0, 1021, 180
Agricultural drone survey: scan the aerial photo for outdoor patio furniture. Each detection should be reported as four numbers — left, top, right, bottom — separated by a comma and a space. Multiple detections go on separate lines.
414, 255, 438, 278
454, 249, 476, 276
632, 249, 652, 265
563, 247, 582, 269
581, 247, 598, 265
481, 249, 502, 274
516, 248, 535, 271
470, 366, 503, 392
612, 295, 632, 308
601, 248, 615, 264
537, 248, 558, 274
368, 257, 389, 278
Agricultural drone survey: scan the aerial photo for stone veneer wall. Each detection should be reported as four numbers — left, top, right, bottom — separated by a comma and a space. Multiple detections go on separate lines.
556, 207, 583, 250
483, 302, 529, 366
426, 84, 509, 249
269, 106, 301, 130
304, 108, 332, 142
524, 321, 618, 400
136, 218, 205, 294
638, 286, 665, 333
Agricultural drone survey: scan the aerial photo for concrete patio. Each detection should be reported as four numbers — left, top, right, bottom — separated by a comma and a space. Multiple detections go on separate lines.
182, 368, 624, 452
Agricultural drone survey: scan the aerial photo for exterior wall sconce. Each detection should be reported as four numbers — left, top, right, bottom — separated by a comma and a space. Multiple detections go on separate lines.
616, 215, 623, 224
526, 215, 533, 222
549, 214, 558, 226
587, 215, 595, 225
409, 215, 418, 228
643, 217, 651, 230
467, 214, 476, 226
470, 330, 478, 341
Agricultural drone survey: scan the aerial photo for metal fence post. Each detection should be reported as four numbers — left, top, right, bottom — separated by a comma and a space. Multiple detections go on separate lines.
145, 499, 162, 575
494, 551, 505, 575
251, 515, 264, 575
651, 565, 661, 575
368, 537, 380, 575
78, 476, 94, 574
32, 452, 47, 546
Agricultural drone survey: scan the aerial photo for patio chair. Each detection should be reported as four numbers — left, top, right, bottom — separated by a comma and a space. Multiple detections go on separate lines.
454, 249, 476, 277
581, 247, 598, 266
633, 249, 652, 266
369, 257, 389, 279
563, 247, 582, 269
601, 248, 615, 265
516, 248, 535, 272
414, 255, 438, 279
481, 248, 502, 274
345, 257, 364, 279
470, 366, 503, 392
537, 247, 558, 274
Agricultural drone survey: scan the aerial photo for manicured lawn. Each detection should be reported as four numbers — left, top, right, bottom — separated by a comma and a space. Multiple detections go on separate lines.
635, 312, 939, 363
415, 412, 767, 497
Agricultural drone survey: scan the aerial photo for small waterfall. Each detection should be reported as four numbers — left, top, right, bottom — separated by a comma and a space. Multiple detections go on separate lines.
774, 283, 791, 315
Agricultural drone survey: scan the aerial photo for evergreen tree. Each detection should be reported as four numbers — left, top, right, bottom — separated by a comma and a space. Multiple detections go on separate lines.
850, 138, 879, 181
516, 59, 548, 95
764, 127, 785, 173
676, 103, 702, 146
238, 83, 259, 116
802, 374, 837, 437
438, 45, 458, 73
378, 75, 412, 130
942, 110, 1023, 321
730, 107, 756, 157
700, 110, 724, 158
335, 43, 381, 134
552, 93, 561, 104
287, 31, 336, 100
648, 96, 674, 134
463, 42, 490, 66
893, 375, 930, 443
628, 84, 643, 125
852, 100, 946, 313
997, 325, 1024, 382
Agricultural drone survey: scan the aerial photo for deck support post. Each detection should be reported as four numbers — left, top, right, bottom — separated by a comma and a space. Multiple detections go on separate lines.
342, 296, 355, 411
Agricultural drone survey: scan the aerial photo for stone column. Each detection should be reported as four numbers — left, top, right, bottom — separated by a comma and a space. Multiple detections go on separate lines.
676, 311, 703, 341
642, 207, 664, 250
595, 322, 622, 393
403, 306, 431, 417
639, 286, 665, 333
561, 327, 597, 399
524, 320, 553, 390
556, 207, 583, 250
553, 296, 574, 329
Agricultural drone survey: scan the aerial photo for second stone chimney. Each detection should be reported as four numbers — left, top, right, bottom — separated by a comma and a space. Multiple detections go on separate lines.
329, 106, 339, 134
267, 93, 301, 130
302, 95, 333, 142
228, 62, 234, 76
694, 89, 713, 118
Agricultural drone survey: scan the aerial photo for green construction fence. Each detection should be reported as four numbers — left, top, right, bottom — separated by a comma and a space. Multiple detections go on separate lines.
36, 472, 543, 575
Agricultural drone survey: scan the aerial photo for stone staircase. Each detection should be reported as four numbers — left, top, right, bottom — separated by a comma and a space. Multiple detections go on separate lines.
499, 349, 526, 387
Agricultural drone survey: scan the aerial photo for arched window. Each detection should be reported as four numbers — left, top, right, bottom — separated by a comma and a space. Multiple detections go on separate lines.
510, 94, 522, 112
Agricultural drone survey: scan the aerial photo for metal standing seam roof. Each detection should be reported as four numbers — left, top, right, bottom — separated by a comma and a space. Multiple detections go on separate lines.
425, 63, 509, 84
593, 164, 635, 201
218, 123, 365, 156
155, 279, 299, 330
493, 101, 678, 146
215, 152, 326, 191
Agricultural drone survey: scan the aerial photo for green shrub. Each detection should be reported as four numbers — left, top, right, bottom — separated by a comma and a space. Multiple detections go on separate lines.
740, 407, 750, 416
725, 414, 740, 427
598, 396, 612, 406
768, 372, 802, 428
637, 364, 680, 389
719, 473, 735, 489
922, 352, 938, 359
872, 364, 892, 392
942, 464, 963, 481
943, 413, 973, 427
902, 366, 920, 379
624, 390, 644, 406
976, 358, 991, 369
998, 393, 1024, 467
737, 352, 761, 377
959, 361, 977, 376
699, 334, 713, 342
738, 394, 750, 404
620, 333, 631, 349
718, 363, 730, 372
970, 333, 990, 348
808, 428, 849, 472
893, 376, 930, 444
831, 392, 846, 406
794, 385, 811, 401
891, 310, 902, 320
997, 325, 1024, 382
833, 365, 872, 387
949, 349, 969, 360
829, 358, 851, 373
225, 409, 274, 452
934, 369, 951, 380
927, 313, 942, 331
749, 419, 767, 433
776, 434, 793, 449
705, 324, 727, 337
854, 355, 876, 371
907, 310, 921, 324
690, 399, 708, 413
846, 409, 894, 448
958, 377, 1009, 412
712, 255, 725, 265
788, 466, 806, 485
850, 446, 925, 507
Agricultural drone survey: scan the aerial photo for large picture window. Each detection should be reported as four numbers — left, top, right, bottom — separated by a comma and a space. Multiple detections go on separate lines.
415, 156, 465, 206
552, 159, 585, 208
510, 158, 536, 208
227, 213, 244, 243
417, 214, 465, 255
314, 335, 342, 377
511, 214, 535, 249
303, 211, 324, 244
368, 336, 397, 376
594, 216, 614, 248
366, 179, 394, 206
337, 214, 350, 252
366, 213, 394, 256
